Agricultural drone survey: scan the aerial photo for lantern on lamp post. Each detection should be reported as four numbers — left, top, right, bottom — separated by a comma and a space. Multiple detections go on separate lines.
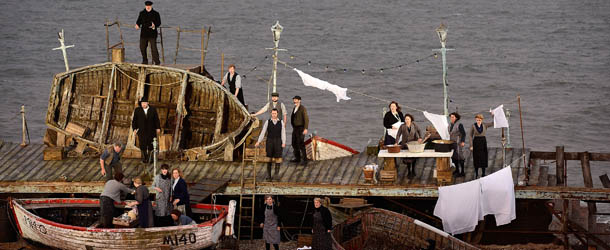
433, 23, 453, 117
271, 21, 284, 95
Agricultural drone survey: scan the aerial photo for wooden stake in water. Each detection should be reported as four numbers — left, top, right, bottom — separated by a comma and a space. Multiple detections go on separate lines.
20, 105, 30, 147
52, 29, 75, 72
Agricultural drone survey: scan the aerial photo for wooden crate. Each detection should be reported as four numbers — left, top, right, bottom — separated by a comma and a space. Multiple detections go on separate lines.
244, 146, 270, 162
43, 147, 64, 161
436, 169, 454, 185
65, 122, 88, 137
383, 158, 396, 171
122, 148, 142, 159
379, 170, 396, 183
436, 157, 451, 171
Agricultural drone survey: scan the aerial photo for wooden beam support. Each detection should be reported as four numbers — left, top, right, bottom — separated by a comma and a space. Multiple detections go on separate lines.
98, 65, 116, 146
213, 91, 225, 142
172, 73, 189, 151
556, 146, 565, 185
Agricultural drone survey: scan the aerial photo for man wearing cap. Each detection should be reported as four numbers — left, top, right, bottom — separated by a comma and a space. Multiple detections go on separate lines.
255, 109, 286, 181
290, 96, 309, 165
132, 97, 161, 163
251, 92, 287, 126
135, 1, 161, 65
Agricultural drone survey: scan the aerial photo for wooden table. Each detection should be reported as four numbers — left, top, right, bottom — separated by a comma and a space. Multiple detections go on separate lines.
378, 149, 454, 184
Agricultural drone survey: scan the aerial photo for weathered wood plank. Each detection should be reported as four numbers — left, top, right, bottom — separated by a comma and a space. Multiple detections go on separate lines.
345, 154, 371, 185
98, 66, 116, 145
528, 160, 541, 186
538, 165, 549, 187
4, 144, 46, 181
332, 155, 358, 184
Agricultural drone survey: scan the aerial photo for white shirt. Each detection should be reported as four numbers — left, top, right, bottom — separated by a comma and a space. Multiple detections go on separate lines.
143, 107, 149, 115
293, 105, 299, 114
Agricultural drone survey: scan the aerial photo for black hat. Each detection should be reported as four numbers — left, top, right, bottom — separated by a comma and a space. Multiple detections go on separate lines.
145, 1, 153, 6
271, 92, 279, 97
140, 96, 149, 102
292, 95, 301, 100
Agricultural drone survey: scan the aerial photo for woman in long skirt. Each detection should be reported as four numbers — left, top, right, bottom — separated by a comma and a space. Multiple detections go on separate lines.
312, 198, 333, 250
382, 101, 404, 145
152, 164, 172, 226
469, 114, 494, 178
258, 195, 282, 250
127, 177, 154, 228
449, 112, 466, 177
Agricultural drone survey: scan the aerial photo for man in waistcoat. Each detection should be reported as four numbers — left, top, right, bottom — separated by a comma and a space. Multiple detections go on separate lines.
255, 109, 286, 181
221, 64, 246, 106
132, 97, 161, 163
99, 142, 125, 181
135, 1, 161, 65
290, 96, 309, 165
251, 92, 287, 126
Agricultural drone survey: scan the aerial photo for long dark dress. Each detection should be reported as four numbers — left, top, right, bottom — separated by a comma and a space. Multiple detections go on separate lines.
135, 185, 154, 228
473, 136, 488, 170
131, 106, 161, 162
172, 177, 192, 217
383, 111, 404, 145
312, 206, 333, 250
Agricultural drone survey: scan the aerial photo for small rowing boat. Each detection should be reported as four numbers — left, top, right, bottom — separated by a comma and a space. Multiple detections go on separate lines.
305, 135, 359, 161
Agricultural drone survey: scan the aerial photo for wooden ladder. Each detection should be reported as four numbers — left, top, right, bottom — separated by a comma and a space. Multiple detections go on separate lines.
238, 146, 257, 240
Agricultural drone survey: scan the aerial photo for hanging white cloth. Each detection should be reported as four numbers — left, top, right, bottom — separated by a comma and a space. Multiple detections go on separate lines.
480, 166, 516, 226
293, 68, 351, 102
433, 180, 482, 235
423, 111, 450, 140
491, 104, 509, 128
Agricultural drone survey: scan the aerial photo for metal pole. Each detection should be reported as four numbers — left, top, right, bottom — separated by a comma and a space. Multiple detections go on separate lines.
518, 95, 527, 175
505, 108, 512, 148
52, 29, 75, 72
272, 41, 279, 93
441, 47, 448, 117
105, 19, 110, 62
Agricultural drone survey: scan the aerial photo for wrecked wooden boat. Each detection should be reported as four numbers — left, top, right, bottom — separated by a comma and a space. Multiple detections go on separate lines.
9, 198, 229, 250
305, 135, 359, 161
331, 208, 480, 250
45, 62, 253, 160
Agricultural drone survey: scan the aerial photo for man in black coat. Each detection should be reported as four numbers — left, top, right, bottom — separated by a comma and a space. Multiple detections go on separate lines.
132, 97, 160, 163
290, 96, 309, 165
135, 1, 161, 65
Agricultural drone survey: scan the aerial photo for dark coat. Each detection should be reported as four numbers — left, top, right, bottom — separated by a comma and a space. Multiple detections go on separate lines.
171, 178, 190, 206
291, 105, 309, 129
256, 204, 284, 225
314, 206, 333, 231
132, 106, 161, 140
396, 122, 422, 146
383, 111, 404, 129
136, 9, 161, 38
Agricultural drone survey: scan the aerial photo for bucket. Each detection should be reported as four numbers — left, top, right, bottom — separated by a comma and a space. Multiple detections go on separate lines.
407, 142, 426, 153
432, 140, 454, 152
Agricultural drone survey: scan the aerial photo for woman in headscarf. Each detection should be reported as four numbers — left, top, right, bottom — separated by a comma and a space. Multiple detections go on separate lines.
449, 112, 466, 177
171, 168, 192, 217
382, 101, 404, 145
469, 114, 494, 178
395, 113, 422, 177
127, 177, 154, 228
152, 164, 172, 226
311, 197, 333, 250
258, 195, 282, 250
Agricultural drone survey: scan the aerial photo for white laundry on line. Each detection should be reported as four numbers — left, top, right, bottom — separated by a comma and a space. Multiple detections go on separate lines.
480, 166, 516, 226
423, 111, 450, 140
293, 68, 351, 102
433, 179, 482, 235
491, 104, 509, 128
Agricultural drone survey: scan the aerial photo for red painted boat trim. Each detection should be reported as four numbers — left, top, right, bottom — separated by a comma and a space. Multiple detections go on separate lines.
8, 197, 23, 236
305, 136, 359, 155
13, 198, 228, 232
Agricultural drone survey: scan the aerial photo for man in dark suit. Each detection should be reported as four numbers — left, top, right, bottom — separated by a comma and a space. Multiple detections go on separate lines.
132, 97, 160, 163
290, 96, 309, 165
135, 1, 161, 65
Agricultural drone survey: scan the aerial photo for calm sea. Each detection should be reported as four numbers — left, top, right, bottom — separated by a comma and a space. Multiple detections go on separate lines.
1, 0, 609, 187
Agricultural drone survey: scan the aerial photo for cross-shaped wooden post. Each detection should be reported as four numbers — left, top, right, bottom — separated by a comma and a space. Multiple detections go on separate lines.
52, 29, 75, 72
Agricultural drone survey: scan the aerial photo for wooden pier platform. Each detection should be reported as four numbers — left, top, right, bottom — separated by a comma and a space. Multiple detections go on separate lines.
0, 140, 609, 201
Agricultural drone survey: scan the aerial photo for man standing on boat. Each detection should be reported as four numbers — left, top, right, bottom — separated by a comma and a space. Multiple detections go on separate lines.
132, 97, 161, 163
99, 142, 125, 181
255, 109, 286, 181
251, 92, 287, 126
221, 64, 246, 106
135, 1, 161, 65
290, 96, 309, 165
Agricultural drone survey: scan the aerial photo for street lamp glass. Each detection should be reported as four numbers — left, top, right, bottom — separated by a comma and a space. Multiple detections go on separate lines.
435, 23, 448, 48
271, 21, 283, 42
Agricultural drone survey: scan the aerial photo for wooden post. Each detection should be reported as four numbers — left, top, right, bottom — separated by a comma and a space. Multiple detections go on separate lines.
213, 93, 225, 142
112, 48, 125, 63
20, 105, 28, 147
581, 151, 597, 248
117, 18, 125, 49
172, 74, 189, 151
220, 53, 224, 80
204, 27, 211, 66
518, 95, 528, 181
99, 65, 116, 146
562, 199, 569, 250
556, 146, 565, 185
105, 18, 110, 62
174, 27, 181, 64
159, 27, 165, 64
200, 27, 205, 72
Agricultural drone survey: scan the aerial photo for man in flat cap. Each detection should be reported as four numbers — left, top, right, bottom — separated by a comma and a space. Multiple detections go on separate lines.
251, 92, 287, 126
132, 97, 161, 163
290, 96, 309, 165
135, 1, 161, 65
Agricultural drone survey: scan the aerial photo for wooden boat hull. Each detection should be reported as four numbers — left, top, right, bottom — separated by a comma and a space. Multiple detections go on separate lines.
10, 198, 228, 250
305, 136, 358, 161
46, 62, 253, 160
331, 208, 480, 250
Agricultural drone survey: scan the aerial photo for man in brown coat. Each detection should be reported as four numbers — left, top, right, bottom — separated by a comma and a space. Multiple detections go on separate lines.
290, 96, 309, 165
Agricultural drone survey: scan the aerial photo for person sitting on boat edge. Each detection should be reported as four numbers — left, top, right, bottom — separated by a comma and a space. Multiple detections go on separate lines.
395, 113, 422, 178
258, 195, 283, 250
251, 92, 287, 126
170, 209, 196, 225
171, 168, 192, 217
135, 1, 161, 65
100, 172, 134, 228
127, 177, 154, 228
449, 112, 466, 177
383, 101, 404, 145
221, 64, 246, 107
290, 96, 309, 166
256, 109, 286, 181
132, 96, 161, 164
99, 141, 125, 181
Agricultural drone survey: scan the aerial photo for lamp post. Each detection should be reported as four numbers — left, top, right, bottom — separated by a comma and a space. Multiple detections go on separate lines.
271, 21, 284, 95
433, 24, 453, 117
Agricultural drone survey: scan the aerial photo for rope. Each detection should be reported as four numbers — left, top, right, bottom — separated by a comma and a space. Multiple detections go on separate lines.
507, 153, 527, 168
114, 66, 183, 87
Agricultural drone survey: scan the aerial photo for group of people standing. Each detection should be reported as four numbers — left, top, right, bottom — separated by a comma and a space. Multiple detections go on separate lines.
98, 164, 194, 228
384, 101, 495, 179
258, 196, 333, 250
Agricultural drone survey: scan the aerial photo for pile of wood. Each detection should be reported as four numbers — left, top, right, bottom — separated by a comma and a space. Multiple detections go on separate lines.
43, 122, 97, 160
